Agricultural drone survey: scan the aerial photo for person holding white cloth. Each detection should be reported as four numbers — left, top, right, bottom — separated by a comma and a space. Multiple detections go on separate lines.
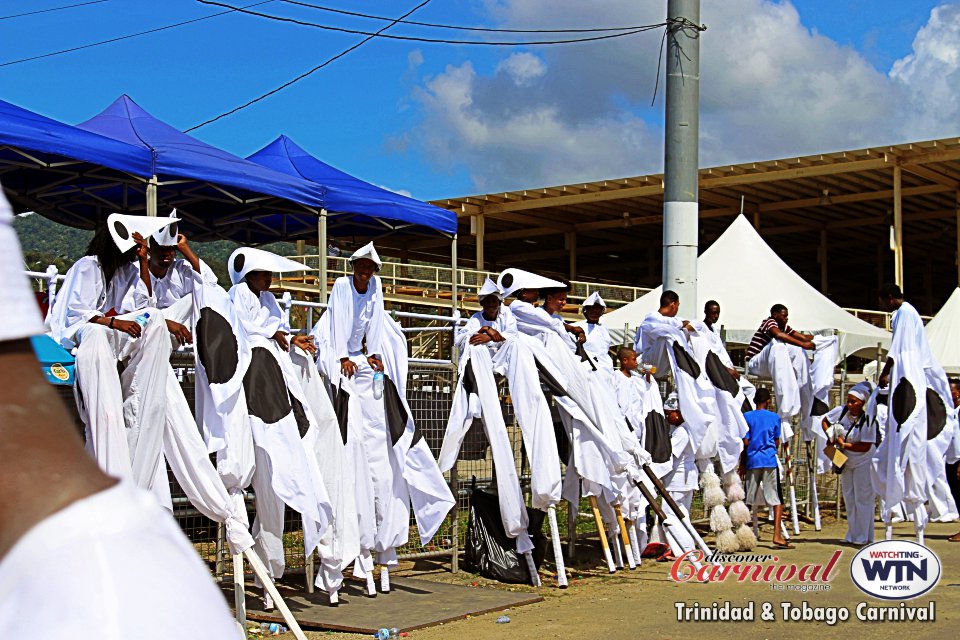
822, 381, 878, 545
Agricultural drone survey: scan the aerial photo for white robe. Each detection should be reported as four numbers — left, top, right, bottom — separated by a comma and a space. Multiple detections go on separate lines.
824, 406, 877, 544
440, 307, 534, 553
320, 275, 455, 565
0, 481, 238, 640
230, 282, 333, 576
574, 320, 614, 371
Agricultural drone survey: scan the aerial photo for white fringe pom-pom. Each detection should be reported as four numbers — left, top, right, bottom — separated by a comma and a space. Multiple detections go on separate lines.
716, 528, 739, 553
704, 486, 726, 510
735, 523, 758, 550
710, 505, 732, 532
726, 481, 745, 503
700, 467, 721, 490
728, 500, 752, 527
721, 469, 740, 488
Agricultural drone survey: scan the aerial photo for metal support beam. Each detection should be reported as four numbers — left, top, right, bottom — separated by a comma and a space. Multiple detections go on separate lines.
819, 228, 828, 294
472, 210, 485, 273
893, 166, 904, 288
663, 0, 701, 317
451, 234, 459, 314
146, 175, 158, 217
956, 189, 960, 286
318, 209, 328, 304
566, 231, 577, 280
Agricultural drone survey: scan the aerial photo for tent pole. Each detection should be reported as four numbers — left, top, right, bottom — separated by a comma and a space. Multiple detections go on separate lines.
566, 231, 577, 281
819, 229, 828, 294
473, 208, 485, 278
893, 165, 904, 289
451, 234, 459, 314
318, 209, 328, 304
146, 175, 158, 217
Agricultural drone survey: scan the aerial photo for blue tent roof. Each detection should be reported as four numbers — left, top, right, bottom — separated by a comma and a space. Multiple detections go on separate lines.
77, 95, 322, 209
248, 135, 457, 235
0, 98, 154, 176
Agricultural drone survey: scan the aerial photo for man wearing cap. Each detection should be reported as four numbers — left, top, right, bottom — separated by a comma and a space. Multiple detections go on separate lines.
821, 381, 878, 544
317, 242, 454, 595
575, 292, 613, 370
47, 214, 179, 483
0, 185, 239, 637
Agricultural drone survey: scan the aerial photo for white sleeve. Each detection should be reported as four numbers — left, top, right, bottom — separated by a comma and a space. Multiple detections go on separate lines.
455, 314, 482, 350
229, 284, 280, 339
48, 257, 104, 346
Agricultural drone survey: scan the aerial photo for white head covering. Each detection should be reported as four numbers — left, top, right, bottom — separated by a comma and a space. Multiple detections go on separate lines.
150, 209, 180, 247
582, 291, 606, 309
228, 247, 314, 286
107, 213, 178, 253
0, 183, 44, 341
663, 392, 680, 412
477, 277, 502, 300
848, 381, 872, 402
349, 241, 382, 270
497, 268, 566, 299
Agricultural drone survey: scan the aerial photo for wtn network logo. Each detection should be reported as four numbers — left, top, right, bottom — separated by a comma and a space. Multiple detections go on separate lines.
850, 540, 941, 600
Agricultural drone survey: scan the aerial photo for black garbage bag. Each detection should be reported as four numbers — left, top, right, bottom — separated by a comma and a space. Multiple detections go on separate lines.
463, 487, 548, 583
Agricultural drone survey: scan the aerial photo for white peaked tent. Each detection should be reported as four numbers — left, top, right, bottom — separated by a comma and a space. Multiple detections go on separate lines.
604, 215, 891, 357
925, 287, 960, 374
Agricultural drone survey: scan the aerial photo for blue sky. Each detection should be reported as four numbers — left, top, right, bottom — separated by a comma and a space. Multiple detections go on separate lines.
1, 1, 957, 200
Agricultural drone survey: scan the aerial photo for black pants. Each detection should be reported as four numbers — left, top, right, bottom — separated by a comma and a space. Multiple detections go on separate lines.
947, 461, 960, 516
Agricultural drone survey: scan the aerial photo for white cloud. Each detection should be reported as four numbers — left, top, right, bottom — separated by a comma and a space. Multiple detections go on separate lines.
406, 1, 960, 192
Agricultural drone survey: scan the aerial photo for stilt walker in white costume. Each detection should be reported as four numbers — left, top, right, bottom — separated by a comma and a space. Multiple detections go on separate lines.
317, 242, 455, 595
0, 182, 240, 638
821, 382, 878, 545
503, 270, 651, 574
48, 214, 181, 483
575, 292, 614, 371
439, 278, 542, 584
612, 346, 672, 563
875, 283, 959, 542
227, 248, 334, 605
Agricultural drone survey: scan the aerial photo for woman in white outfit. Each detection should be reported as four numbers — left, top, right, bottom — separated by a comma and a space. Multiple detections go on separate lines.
822, 381, 878, 545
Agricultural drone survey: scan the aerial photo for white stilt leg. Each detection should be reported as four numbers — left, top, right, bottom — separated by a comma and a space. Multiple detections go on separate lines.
885, 523, 894, 540
779, 520, 791, 541
789, 486, 800, 535
328, 588, 339, 607
609, 523, 624, 569
615, 507, 636, 570
547, 506, 568, 588
752, 504, 760, 538
380, 566, 390, 594
232, 554, 246, 627
524, 552, 541, 587
243, 549, 309, 640
589, 496, 616, 573
628, 521, 642, 566
810, 469, 822, 531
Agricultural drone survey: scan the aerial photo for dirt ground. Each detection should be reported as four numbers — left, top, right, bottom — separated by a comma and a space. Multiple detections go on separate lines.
273, 518, 960, 640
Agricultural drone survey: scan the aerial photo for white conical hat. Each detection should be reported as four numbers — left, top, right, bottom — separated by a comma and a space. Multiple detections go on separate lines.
107, 213, 178, 253
478, 276, 502, 299
664, 392, 680, 411
151, 209, 180, 247
0, 182, 44, 341
497, 268, 566, 298
349, 241, 382, 268
582, 291, 606, 308
228, 247, 314, 285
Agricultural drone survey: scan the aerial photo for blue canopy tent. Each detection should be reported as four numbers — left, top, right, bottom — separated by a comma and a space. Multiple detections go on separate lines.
247, 135, 459, 301
0, 98, 154, 224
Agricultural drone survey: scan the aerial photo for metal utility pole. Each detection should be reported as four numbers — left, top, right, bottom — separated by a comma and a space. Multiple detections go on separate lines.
662, 0, 701, 318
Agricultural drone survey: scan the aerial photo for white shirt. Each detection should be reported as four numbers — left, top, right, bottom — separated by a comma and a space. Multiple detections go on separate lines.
347, 282, 376, 355
635, 311, 684, 372
574, 320, 613, 367
47, 257, 141, 348
229, 282, 286, 340
824, 406, 878, 469
0, 481, 237, 639
455, 306, 518, 353
664, 423, 698, 491
123, 258, 216, 312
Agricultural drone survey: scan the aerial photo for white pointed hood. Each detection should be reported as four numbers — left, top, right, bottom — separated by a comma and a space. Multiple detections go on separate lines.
228, 247, 314, 286
478, 276, 502, 300
150, 209, 180, 247
107, 213, 179, 253
582, 292, 606, 309
497, 268, 566, 298
349, 241, 382, 269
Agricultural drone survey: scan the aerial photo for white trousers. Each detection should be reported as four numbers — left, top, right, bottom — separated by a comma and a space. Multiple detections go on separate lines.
747, 341, 812, 435
660, 489, 695, 558
842, 464, 876, 544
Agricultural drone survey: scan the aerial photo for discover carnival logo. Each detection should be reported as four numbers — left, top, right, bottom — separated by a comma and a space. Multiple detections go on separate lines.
849, 540, 941, 600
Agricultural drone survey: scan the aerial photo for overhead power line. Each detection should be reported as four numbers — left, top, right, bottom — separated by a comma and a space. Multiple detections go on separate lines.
0, 0, 108, 21
186, 0, 433, 131
197, 0, 666, 46
275, 0, 649, 34
0, 0, 273, 68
